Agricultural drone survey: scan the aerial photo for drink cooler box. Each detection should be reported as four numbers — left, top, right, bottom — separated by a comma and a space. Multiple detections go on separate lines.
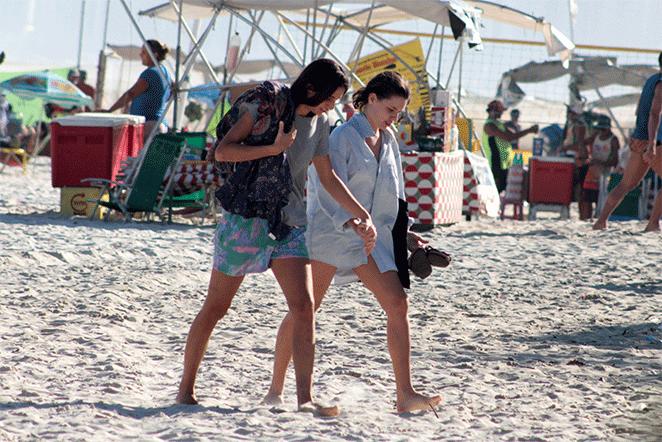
51, 114, 145, 188
528, 156, 575, 205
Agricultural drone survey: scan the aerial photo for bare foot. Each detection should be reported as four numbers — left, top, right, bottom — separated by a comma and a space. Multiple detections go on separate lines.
299, 401, 340, 417
261, 393, 284, 406
176, 391, 199, 405
644, 224, 661, 232
397, 393, 442, 413
592, 220, 607, 230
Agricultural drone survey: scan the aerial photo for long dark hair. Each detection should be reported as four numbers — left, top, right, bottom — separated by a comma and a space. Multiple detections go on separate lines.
146, 39, 170, 62
353, 71, 410, 112
290, 58, 349, 107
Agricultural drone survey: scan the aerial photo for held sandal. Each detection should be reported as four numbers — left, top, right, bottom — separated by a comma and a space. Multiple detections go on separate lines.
425, 247, 452, 268
408, 247, 452, 280
408, 248, 432, 279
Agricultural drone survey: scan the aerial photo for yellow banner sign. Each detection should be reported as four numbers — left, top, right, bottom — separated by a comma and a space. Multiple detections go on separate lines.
349, 39, 430, 117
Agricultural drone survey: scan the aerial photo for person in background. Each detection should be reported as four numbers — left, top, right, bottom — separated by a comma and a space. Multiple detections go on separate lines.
75, 70, 95, 112
594, 51, 662, 232
102, 39, 172, 141
504, 108, 522, 150
0, 92, 36, 154
67, 68, 80, 85
176, 59, 376, 415
558, 102, 590, 208
263, 71, 442, 414
482, 99, 538, 193
578, 115, 619, 220
0, 91, 9, 139
75, 70, 95, 99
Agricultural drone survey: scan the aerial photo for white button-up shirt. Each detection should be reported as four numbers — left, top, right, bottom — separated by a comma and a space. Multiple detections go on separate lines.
306, 112, 406, 284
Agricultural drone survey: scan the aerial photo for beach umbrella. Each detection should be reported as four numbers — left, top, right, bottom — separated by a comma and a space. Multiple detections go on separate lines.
0, 71, 94, 109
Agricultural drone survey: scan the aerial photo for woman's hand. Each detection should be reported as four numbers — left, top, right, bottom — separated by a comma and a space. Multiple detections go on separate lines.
271, 121, 297, 155
407, 231, 428, 253
348, 217, 377, 255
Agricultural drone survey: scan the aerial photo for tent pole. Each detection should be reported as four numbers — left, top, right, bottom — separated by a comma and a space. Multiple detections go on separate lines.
95, 0, 111, 109
458, 44, 463, 104
77, 0, 86, 69
173, 0, 184, 132
168, 1, 224, 87
436, 26, 445, 93
444, 45, 462, 91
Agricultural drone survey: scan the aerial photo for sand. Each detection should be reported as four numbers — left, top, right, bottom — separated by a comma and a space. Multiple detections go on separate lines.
1, 157, 662, 441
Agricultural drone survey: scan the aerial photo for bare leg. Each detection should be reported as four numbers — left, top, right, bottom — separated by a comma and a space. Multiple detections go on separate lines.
593, 151, 649, 230
264, 260, 336, 405
353, 257, 441, 413
270, 257, 338, 416
176, 269, 244, 405
579, 200, 593, 221
645, 188, 662, 232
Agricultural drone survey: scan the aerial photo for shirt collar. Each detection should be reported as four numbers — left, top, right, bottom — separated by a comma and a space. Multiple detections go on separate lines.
348, 112, 376, 138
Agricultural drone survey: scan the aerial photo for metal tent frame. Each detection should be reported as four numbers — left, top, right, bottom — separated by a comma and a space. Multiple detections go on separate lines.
110, 0, 573, 160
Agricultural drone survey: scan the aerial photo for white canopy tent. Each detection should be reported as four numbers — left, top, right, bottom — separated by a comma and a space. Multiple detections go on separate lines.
109, 0, 573, 154
499, 55, 657, 140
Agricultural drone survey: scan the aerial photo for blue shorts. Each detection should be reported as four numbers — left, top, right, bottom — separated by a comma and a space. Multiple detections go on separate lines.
212, 212, 308, 276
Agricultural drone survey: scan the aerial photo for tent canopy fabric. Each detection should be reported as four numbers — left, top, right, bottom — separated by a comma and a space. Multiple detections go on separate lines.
140, 0, 485, 49
463, 0, 574, 65
138, 0, 573, 60
503, 57, 656, 91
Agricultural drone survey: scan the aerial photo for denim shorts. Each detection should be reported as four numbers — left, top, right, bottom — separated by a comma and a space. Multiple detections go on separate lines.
212, 212, 308, 276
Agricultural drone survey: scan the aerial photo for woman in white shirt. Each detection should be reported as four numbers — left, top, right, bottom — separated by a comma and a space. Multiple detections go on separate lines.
264, 71, 441, 413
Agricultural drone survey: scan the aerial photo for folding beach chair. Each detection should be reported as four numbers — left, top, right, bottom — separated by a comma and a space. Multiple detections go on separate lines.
81, 133, 187, 223
0, 144, 28, 174
160, 131, 220, 224
0, 120, 30, 174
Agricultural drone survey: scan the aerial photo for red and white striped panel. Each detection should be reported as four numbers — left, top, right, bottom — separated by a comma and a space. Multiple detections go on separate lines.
402, 150, 464, 225
463, 152, 480, 214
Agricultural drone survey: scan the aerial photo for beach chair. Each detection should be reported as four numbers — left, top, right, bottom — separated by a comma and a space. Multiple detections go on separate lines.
0, 144, 28, 174
81, 133, 187, 223
0, 120, 30, 174
161, 131, 219, 224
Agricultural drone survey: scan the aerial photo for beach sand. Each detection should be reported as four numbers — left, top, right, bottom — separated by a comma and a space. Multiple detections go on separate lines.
1, 157, 662, 441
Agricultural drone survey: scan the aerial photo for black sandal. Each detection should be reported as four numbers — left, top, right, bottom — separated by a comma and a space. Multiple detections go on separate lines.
425, 247, 451, 268
408, 247, 432, 279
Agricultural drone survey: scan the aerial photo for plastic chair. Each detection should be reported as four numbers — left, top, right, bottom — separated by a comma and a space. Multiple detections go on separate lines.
500, 198, 524, 220
0, 120, 30, 174
81, 133, 187, 223
0, 144, 28, 174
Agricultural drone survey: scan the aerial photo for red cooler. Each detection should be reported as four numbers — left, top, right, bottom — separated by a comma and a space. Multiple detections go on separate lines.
528, 156, 575, 205
51, 115, 133, 187
82, 113, 145, 157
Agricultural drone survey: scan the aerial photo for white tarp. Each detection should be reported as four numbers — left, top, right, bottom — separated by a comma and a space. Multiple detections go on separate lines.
463, 0, 574, 66
140, 0, 484, 48
503, 57, 656, 92
139, 0, 574, 62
